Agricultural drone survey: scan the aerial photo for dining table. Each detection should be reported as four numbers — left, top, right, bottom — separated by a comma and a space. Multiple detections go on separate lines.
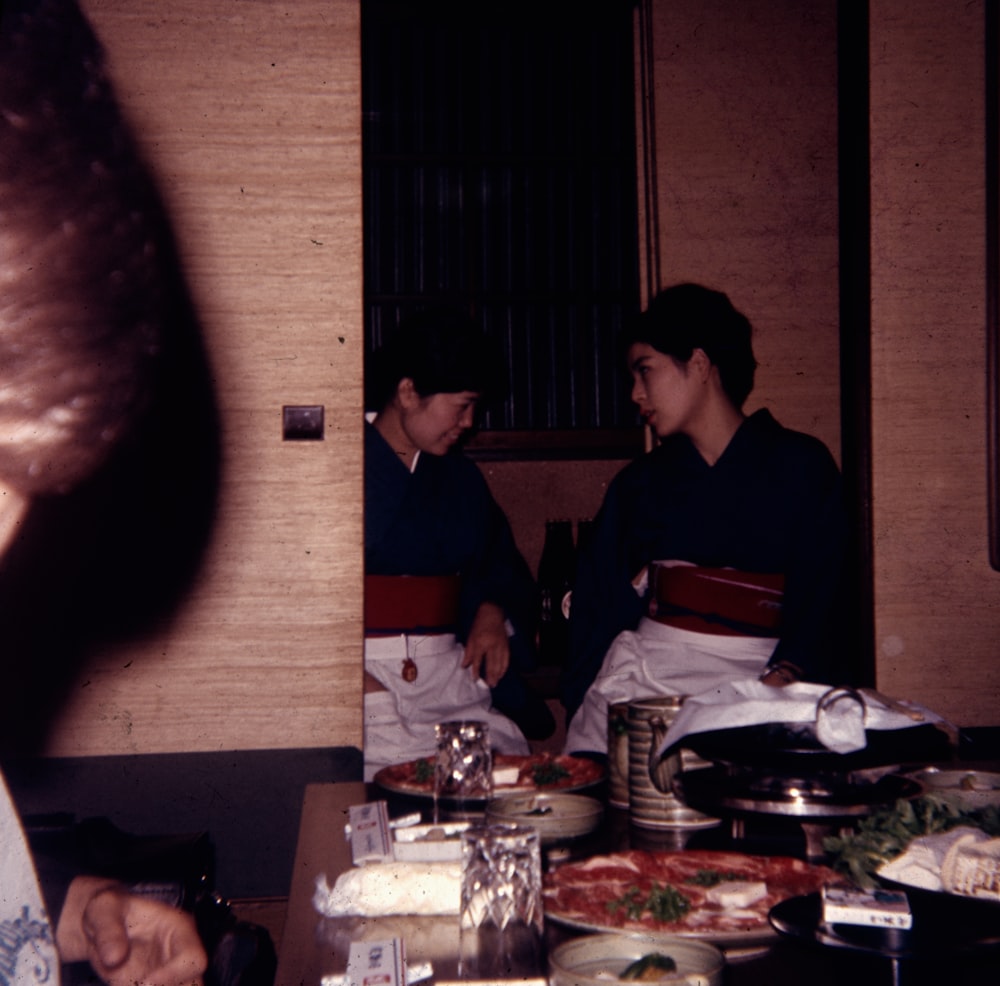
274, 767, 1000, 986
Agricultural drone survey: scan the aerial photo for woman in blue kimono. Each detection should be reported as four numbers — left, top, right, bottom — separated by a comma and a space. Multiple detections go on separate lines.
364, 310, 551, 779
562, 283, 848, 755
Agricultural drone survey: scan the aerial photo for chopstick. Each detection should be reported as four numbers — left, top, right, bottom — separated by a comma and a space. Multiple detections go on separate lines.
859, 688, 926, 722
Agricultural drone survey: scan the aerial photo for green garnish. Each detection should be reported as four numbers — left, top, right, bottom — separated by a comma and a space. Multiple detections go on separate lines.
620, 953, 677, 981
823, 795, 1000, 890
607, 883, 691, 924
531, 760, 571, 786
686, 868, 743, 887
413, 758, 434, 783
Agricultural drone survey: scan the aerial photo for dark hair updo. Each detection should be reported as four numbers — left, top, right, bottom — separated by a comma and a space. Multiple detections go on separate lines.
366, 308, 496, 411
627, 283, 758, 408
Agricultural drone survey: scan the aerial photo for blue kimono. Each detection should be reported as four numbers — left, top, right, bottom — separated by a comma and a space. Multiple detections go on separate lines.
365, 422, 550, 736
561, 409, 848, 722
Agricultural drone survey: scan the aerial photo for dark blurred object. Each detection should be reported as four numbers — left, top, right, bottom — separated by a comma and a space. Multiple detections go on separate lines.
4, 747, 364, 899
26, 814, 276, 986
538, 519, 576, 667
686, 721, 955, 773
958, 726, 1000, 762
491, 678, 556, 741
0, 0, 221, 755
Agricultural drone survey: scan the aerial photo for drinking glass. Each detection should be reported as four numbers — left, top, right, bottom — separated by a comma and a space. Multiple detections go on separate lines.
433, 720, 492, 820
458, 823, 544, 979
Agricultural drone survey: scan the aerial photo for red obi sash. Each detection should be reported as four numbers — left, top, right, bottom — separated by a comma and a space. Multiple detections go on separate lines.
364, 574, 461, 635
649, 563, 784, 636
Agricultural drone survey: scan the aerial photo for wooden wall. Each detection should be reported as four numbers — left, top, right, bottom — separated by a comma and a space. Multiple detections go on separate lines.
869, 0, 1000, 725
45, 0, 365, 756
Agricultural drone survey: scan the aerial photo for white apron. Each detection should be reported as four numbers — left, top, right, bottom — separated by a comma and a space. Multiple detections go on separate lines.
564, 617, 778, 755
363, 633, 530, 781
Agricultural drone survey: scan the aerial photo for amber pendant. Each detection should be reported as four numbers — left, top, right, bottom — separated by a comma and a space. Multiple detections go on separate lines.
401, 657, 418, 683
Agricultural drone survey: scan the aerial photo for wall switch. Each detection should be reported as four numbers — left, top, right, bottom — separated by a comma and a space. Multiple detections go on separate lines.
282, 405, 324, 440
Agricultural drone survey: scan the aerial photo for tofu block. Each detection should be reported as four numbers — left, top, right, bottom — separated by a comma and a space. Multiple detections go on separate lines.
705, 880, 768, 908
492, 764, 521, 786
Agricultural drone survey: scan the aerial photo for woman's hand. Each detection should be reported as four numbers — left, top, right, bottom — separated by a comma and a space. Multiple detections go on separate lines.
461, 601, 510, 687
759, 661, 802, 687
57, 877, 207, 986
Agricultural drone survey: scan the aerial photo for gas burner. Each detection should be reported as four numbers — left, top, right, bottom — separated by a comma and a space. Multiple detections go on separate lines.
677, 765, 924, 819
744, 773, 841, 801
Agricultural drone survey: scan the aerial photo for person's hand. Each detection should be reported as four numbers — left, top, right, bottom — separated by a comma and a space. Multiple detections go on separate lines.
758, 661, 801, 688
56, 877, 207, 986
461, 601, 510, 687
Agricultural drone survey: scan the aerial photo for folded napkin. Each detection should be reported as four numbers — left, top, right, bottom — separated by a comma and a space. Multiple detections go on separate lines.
313, 862, 461, 917
878, 827, 1000, 900
653, 678, 948, 760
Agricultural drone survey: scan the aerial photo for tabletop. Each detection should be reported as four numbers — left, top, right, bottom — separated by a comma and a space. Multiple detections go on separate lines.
274, 780, 1000, 986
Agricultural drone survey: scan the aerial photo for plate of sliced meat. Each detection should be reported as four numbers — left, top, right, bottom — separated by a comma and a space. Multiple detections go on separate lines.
373, 752, 606, 801
542, 849, 837, 947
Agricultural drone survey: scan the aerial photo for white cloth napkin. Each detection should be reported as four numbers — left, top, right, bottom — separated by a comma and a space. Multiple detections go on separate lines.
815, 688, 868, 753
652, 678, 948, 760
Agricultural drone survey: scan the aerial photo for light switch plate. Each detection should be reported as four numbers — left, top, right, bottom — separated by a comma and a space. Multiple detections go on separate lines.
282, 405, 324, 440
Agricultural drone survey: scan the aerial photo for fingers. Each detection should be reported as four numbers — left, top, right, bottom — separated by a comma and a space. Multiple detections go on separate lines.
482, 646, 509, 687
462, 636, 509, 687
463, 603, 511, 687
758, 661, 801, 687
81, 888, 131, 971
84, 891, 206, 986
461, 642, 485, 680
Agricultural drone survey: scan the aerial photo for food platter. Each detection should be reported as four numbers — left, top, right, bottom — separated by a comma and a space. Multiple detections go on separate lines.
542, 848, 836, 948
373, 752, 606, 801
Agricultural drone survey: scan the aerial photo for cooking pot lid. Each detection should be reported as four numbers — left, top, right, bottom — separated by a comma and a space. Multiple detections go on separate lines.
685, 721, 952, 771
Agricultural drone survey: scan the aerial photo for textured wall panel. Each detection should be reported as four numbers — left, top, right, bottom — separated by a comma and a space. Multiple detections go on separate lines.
45, 0, 364, 755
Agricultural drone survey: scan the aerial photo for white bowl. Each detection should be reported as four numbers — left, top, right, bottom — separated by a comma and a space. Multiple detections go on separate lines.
485, 792, 603, 844
907, 768, 1000, 810
548, 932, 725, 986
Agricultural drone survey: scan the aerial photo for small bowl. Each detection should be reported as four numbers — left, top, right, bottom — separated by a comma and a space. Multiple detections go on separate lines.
906, 768, 1000, 810
548, 932, 724, 986
485, 792, 603, 844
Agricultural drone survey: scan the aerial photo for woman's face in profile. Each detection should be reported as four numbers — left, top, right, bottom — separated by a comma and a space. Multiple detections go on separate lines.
404, 389, 480, 456
627, 342, 703, 439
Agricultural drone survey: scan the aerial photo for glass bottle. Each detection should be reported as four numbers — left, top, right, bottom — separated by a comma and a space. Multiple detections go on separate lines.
537, 519, 576, 667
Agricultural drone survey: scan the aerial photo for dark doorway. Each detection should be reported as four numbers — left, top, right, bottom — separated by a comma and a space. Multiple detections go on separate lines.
362, 0, 641, 440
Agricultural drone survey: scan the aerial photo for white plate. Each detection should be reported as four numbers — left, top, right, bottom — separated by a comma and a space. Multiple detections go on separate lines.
905, 768, 1000, 810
